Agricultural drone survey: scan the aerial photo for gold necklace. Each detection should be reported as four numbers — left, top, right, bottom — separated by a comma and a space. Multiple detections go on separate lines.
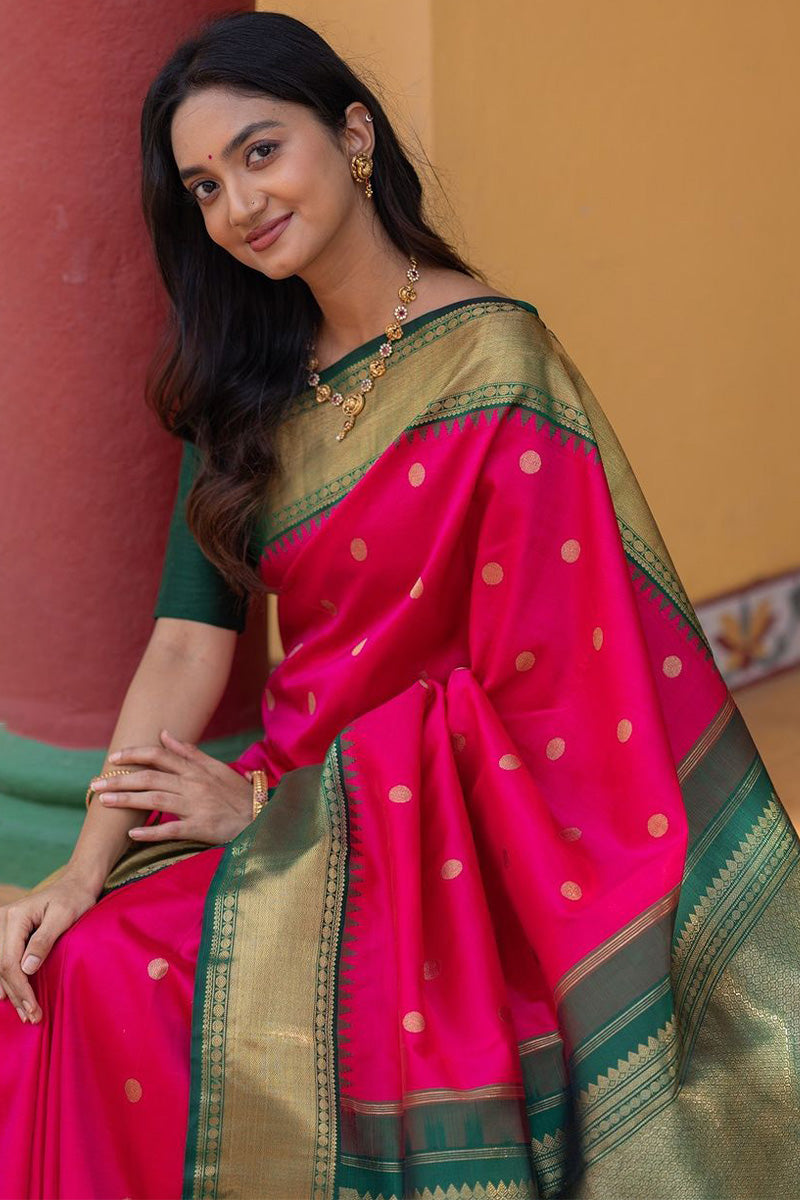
306, 256, 421, 441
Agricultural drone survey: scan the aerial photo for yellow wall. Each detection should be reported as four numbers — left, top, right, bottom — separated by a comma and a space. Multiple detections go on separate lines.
262, 1, 799, 603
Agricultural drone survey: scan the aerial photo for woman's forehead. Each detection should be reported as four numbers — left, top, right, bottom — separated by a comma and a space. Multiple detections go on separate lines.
170, 90, 301, 157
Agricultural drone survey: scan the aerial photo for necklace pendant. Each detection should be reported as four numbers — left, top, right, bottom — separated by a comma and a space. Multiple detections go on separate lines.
341, 393, 365, 419
307, 254, 421, 444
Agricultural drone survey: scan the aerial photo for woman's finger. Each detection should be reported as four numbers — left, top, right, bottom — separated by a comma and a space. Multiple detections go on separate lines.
128, 820, 188, 842
0, 908, 42, 1019
106, 743, 185, 771
91, 768, 181, 796
159, 729, 213, 765
100, 790, 178, 810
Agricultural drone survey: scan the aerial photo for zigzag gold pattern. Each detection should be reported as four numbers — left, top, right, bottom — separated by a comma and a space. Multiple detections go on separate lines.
529, 1127, 569, 1192
578, 1020, 679, 1159
340, 1183, 535, 1200
673, 794, 785, 984
312, 744, 348, 1200
617, 514, 709, 649
682, 754, 761, 878
572, 791, 796, 1166
579, 1021, 677, 1106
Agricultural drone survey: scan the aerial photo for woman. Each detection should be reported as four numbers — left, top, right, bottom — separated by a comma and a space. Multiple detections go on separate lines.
0, 10, 797, 1200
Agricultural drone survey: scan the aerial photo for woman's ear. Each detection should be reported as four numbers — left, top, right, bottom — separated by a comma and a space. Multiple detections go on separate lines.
342, 101, 374, 159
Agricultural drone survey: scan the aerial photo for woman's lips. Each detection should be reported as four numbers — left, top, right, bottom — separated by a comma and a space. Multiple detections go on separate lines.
248, 213, 292, 251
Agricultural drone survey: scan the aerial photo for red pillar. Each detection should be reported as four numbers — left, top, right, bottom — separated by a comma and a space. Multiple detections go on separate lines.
0, 3, 263, 796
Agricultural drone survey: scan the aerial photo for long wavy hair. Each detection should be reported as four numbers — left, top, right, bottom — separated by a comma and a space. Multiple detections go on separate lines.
141, 9, 488, 600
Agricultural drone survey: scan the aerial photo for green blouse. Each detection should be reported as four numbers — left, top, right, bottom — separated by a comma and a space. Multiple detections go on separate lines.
153, 440, 251, 633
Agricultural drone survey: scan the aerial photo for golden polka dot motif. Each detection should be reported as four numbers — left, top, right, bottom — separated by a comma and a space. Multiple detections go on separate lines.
617, 719, 632, 742
320, 599, 338, 615
124, 1078, 143, 1103
593, 627, 604, 650
402, 1011, 425, 1033
560, 881, 582, 901
441, 859, 463, 880
147, 958, 169, 980
499, 754, 521, 771
410, 577, 424, 599
451, 733, 466, 753
559, 827, 582, 841
423, 960, 440, 980
648, 813, 669, 838
350, 537, 368, 561
408, 462, 426, 487
308, 692, 317, 715
481, 561, 504, 585
515, 651, 535, 671
351, 638, 367, 656
388, 785, 412, 804
561, 539, 581, 563
663, 655, 683, 677
265, 688, 276, 711
519, 450, 542, 474
546, 738, 566, 760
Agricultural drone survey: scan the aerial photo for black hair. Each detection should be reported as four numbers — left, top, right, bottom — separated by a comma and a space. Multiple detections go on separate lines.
141, 8, 487, 598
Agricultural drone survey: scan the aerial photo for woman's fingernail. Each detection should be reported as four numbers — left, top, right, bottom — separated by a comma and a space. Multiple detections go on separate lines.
22, 955, 41, 974
22, 1000, 35, 1016
16, 1007, 28, 1023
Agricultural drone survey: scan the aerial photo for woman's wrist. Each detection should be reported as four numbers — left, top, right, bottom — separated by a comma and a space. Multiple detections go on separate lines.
68, 805, 146, 893
59, 858, 110, 899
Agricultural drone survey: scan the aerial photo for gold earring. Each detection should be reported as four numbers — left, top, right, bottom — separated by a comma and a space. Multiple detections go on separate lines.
350, 152, 374, 199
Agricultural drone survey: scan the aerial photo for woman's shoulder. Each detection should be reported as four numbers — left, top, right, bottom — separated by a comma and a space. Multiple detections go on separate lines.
417, 269, 512, 308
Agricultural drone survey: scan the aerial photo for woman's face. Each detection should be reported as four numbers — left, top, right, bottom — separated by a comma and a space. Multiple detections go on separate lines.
170, 86, 369, 282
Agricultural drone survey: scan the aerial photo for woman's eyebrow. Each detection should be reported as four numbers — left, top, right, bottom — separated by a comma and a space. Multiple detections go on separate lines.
178, 119, 285, 182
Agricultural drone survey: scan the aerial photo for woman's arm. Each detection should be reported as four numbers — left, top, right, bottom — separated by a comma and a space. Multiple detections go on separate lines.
66, 616, 238, 894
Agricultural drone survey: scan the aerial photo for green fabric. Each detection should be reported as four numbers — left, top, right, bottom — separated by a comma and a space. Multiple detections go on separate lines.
0, 723, 262, 887
153, 439, 250, 633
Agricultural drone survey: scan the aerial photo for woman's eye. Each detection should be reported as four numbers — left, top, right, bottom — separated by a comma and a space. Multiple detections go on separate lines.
188, 142, 278, 204
190, 181, 216, 202
246, 140, 278, 166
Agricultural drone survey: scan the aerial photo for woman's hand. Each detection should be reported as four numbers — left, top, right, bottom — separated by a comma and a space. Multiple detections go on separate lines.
0, 869, 100, 1024
89, 730, 253, 846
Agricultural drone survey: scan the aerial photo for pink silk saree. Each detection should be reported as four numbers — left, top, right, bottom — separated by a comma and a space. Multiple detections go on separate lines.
1, 298, 798, 1199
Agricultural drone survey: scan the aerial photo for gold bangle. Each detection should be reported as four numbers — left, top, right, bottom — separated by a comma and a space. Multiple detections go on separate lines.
85, 767, 136, 810
251, 770, 268, 820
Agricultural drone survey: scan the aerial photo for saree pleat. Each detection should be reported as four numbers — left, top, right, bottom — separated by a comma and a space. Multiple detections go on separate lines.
2, 299, 796, 1200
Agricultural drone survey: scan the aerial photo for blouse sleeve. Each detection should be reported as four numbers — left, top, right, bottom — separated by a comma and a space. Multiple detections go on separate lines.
153, 439, 250, 633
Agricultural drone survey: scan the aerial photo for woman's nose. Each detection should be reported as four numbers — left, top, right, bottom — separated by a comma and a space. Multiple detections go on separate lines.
228, 181, 265, 227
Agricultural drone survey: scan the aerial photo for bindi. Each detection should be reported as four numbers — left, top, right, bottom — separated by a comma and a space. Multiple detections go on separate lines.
208, 154, 213, 159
